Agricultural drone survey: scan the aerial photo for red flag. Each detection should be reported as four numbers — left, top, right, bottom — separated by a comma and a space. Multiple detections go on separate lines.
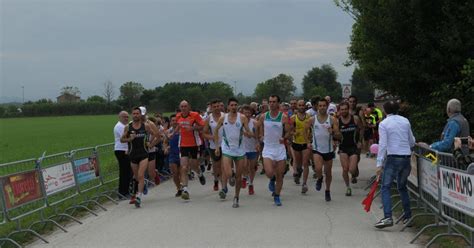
362, 179, 379, 212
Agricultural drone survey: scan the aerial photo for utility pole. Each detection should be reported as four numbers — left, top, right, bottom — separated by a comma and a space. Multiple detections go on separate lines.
234, 81, 237, 95
22, 86, 24, 104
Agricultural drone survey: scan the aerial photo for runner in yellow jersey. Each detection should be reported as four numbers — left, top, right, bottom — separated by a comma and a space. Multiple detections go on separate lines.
290, 100, 312, 193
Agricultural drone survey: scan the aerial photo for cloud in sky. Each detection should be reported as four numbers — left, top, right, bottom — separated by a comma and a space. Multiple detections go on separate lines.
0, 0, 354, 102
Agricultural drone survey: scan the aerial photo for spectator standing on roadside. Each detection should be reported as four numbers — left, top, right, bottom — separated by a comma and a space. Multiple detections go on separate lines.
374, 101, 416, 229
114, 111, 132, 199
430, 99, 470, 155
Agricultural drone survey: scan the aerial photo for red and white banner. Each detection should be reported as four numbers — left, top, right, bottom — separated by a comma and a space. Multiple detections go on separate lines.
42, 162, 76, 195
439, 167, 474, 217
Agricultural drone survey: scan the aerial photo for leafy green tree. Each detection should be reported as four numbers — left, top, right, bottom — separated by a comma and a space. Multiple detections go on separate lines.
140, 89, 158, 107
60, 86, 81, 97
350, 67, 374, 103
254, 74, 296, 102
87, 95, 106, 103
119, 81, 145, 109
336, 0, 474, 141
302, 64, 342, 101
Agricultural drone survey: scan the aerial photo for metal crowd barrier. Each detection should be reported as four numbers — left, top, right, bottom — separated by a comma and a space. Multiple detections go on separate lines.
431, 151, 473, 247
0, 158, 49, 245
95, 143, 125, 201
403, 145, 473, 247
0, 143, 121, 247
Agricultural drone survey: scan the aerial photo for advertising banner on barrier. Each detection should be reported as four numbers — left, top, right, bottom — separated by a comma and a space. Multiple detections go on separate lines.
439, 167, 474, 217
73, 156, 100, 184
408, 154, 418, 187
419, 157, 438, 200
0, 171, 43, 209
42, 162, 76, 195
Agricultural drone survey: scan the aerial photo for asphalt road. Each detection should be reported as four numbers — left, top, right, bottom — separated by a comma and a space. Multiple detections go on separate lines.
30, 156, 420, 248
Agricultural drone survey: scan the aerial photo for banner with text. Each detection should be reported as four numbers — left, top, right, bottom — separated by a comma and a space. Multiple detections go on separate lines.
73, 156, 100, 184
419, 157, 438, 200
1, 171, 43, 209
439, 167, 474, 217
42, 162, 76, 195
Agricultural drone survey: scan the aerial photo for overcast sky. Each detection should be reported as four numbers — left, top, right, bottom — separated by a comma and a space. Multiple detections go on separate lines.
0, 0, 354, 102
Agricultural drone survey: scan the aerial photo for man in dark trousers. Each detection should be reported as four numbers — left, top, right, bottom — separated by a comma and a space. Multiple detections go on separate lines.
114, 111, 132, 199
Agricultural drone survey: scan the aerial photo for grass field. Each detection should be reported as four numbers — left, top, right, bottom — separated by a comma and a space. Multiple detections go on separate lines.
0, 115, 119, 164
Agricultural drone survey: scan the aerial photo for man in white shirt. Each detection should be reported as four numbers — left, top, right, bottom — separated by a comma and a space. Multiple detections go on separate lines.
114, 111, 132, 199
305, 96, 320, 117
374, 101, 416, 229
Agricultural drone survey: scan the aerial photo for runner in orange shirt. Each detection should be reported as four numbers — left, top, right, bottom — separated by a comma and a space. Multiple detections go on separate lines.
175, 100, 206, 200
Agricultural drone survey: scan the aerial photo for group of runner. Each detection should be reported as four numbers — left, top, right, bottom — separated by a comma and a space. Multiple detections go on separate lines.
119, 94, 383, 208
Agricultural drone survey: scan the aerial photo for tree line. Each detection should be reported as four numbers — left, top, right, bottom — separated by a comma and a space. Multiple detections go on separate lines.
2, 64, 370, 118
336, 0, 474, 142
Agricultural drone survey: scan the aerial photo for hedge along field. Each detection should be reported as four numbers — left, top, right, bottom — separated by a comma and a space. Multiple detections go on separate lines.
0, 115, 119, 164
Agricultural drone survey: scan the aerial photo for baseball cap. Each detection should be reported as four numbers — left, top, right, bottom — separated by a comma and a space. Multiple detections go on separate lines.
139, 106, 147, 116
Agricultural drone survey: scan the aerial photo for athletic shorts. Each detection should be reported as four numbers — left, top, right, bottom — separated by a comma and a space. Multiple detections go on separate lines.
130, 152, 148, 164
168, 154, 180, 166
223, 153, 245, 161
339, 147, 360, 157
364, 129, 373, 141
148, 152, 157, 161
208, 148, 222, 162
262, 144, 287, 162
245, 152, 258, 160
312, 150, 335, 161
180, 146, 199, 159
200, 144, 207, 156
291, 143, 307, 152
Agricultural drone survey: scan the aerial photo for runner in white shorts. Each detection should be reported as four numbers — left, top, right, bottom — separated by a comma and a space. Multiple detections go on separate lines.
214, 98, 252, 208
256, 95, 291, 206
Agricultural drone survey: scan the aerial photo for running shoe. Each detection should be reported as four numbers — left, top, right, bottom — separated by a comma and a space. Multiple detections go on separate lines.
294, 174, 301, 185
315, 176, 323, 191
242, 177, 247, 189
175, 190, 183, 197
274, 195, 282, 206
248, 185, 254, 195
154, 174, 161, 185
219, 189, 227, 200
374, 217, 393, 229
200, 164, 206, 173
232, 197, 239, 208
135, 197, 141, 208
213, 180, 219, 191
181, 191, 190, 200
207, 163, 212, 171
219, 187, 227, 200
301, 184, 308, 194
345, 187, 352, 196
351, 176, 357, 184
268, 178, 276, 193
143, 183, 148, 195
297, 167, 303, 177
229, 172, 236, 187
199, 174, 206, 185
129, 195, 136, 204
325, 190, 331, 202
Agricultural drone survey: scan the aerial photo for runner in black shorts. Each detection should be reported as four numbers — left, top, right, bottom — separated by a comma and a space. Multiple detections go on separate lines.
337, 102, 363, 196
289, 100, 311, 194
203, 99, 224, 192
121, 107, 159, 208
